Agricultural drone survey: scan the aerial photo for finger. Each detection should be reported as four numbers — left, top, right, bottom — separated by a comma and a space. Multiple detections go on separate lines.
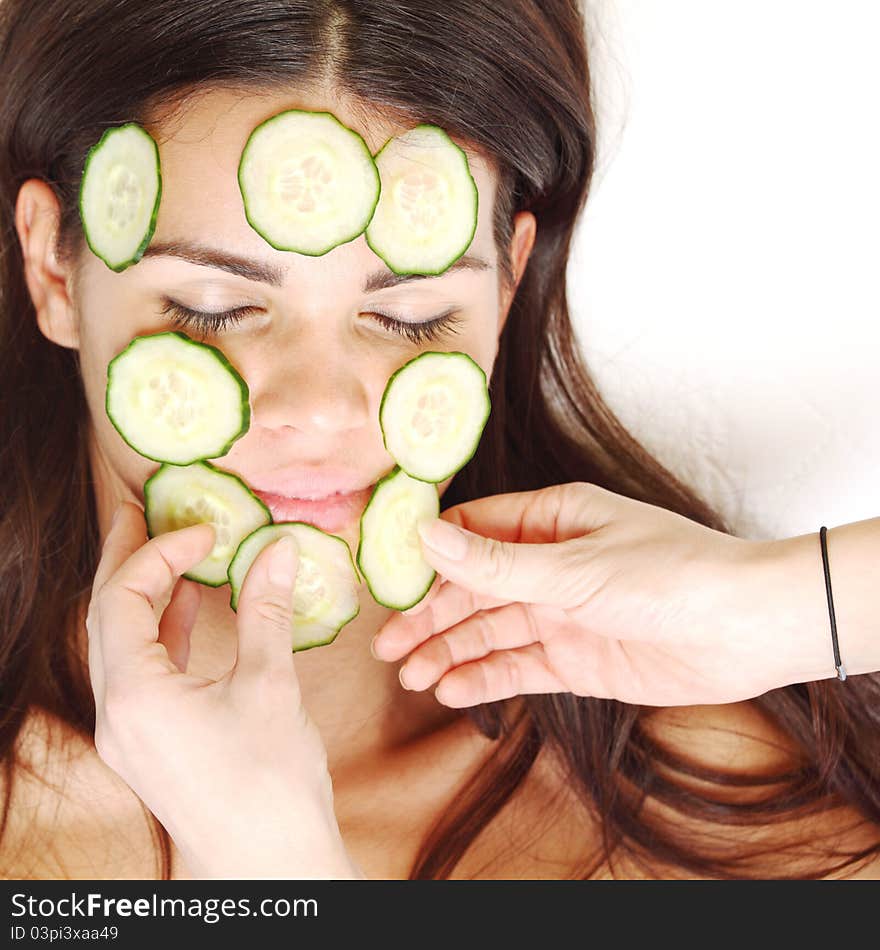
372, 581, 511, 661
415, 514, 588, 608
86, 605, 107, 709
157, 577, 202, 673
433, 643, 567, 708
95, 516, 216, 678
92, 500, 148, 595
435, 482, 616, 544
232, 535, 301, 680
398, 601, 541, 691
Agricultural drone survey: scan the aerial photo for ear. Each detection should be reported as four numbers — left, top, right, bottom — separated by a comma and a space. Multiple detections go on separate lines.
14, 178, 80, 349
498, 210, 536, 335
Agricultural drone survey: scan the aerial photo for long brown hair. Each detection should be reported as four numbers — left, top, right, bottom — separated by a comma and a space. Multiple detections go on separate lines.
2, 0, 878, 879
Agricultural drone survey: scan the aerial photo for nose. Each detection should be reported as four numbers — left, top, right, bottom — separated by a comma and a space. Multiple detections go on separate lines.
249, 331, 371, 437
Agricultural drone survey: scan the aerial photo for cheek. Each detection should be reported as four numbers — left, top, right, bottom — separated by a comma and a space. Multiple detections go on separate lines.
75, 276, 165, 413
76, 309, 161, 495
463, 283, 503, 367
76, 326, 114, 431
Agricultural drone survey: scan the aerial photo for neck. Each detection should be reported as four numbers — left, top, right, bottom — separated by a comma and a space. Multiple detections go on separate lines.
192, 582, 464, 774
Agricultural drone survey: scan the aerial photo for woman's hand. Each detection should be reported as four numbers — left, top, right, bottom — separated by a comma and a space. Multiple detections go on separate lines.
86, 502, 363, 879
371, 482, 835, 707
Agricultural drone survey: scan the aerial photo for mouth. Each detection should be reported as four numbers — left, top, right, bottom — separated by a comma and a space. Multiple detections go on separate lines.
252, 484, 375, 534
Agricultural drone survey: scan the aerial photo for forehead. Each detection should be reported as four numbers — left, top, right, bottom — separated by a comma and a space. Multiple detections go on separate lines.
142, 85, 498, 275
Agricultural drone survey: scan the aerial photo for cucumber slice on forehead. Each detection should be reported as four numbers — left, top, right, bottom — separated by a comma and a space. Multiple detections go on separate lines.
145, 462, 271, 587
106, 332, 250, 465
238, 109, 380, 255
79, 122, 161, 272
357, 467, 439, 611
365, 124, 478, 275
380, 350, 490, 483
228, 523, 361, 651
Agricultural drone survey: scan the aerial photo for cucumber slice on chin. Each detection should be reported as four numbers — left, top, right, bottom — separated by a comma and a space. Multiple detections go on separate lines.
228, 522, 361, 651
357, 467, 440, 611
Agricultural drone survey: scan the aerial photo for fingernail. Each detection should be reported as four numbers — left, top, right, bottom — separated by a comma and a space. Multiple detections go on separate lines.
417, 519, 469, 561
398, 664, 411, 690
370, 636, 381, 660
269, 535, 298, 586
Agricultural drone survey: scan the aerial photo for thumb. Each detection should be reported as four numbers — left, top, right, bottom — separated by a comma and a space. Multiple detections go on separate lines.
415, 518, 582, 606
233, 534, 301, 678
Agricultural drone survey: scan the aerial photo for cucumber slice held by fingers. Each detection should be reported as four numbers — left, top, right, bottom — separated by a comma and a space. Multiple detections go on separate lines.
238, 108, 380, 255
144, 461, 271, 587
228, 523, 361, 651
357, 467, 440, 611
79, 122, 162, 272
380, 350, 490, 483
106, 331, 250, 465
365, 124, 478, 275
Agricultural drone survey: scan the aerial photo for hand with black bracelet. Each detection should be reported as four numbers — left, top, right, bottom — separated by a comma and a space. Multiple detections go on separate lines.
372, 482, 877, 707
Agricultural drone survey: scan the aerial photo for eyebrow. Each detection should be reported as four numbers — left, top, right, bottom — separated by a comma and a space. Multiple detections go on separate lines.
140, 240, 491, 292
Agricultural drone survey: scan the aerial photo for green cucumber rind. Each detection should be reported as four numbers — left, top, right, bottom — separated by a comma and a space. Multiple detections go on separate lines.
144, 460, 272, 588
356, 466, 438, 611
378, 350, 491, 483
227, 521, 361, 624
237, 108, 381, 256
105, 331, 251, 464
78, 122, 162, 273
364, 123, 479, 276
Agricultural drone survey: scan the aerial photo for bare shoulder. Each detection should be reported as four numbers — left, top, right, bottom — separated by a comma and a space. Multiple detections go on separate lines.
0, 709, 157, 879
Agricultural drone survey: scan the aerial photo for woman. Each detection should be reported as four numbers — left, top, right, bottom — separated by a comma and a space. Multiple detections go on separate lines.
1, 0, 878, 879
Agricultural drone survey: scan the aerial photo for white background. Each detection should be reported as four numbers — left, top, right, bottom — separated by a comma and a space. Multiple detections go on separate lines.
568, 1, 879, 540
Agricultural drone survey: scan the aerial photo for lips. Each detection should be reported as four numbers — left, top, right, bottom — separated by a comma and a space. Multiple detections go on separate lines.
248, 467, 373, 500
253, 484, 375, 533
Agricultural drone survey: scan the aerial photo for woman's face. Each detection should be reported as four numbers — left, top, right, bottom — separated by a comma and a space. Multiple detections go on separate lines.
68, 87, 534, 547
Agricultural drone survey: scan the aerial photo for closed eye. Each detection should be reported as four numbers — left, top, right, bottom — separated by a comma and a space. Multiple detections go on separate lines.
161, 298, 464, 345
369, 308, 463, 344
161, 299, 257, 334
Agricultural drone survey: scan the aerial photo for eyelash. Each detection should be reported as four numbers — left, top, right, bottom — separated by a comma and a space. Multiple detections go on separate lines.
161, 301, 255, 335
160, 300, 463, 345
370, 308, 463, 344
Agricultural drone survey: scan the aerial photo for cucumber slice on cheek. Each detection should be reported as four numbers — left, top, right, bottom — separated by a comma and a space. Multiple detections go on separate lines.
379, 350, 490, 483
106, 332, 250, 465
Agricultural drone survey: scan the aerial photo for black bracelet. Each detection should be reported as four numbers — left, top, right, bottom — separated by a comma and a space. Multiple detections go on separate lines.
819, 526, 847, 682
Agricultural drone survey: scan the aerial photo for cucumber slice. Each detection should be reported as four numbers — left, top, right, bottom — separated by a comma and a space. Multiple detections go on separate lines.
228, 523, 361, 651
106, 331, 250, 465
144, 462, 271, 587
238, 109, 380, 255
79, 122, 162, 272
365, 124, 478, 275
380, 350, 490, 483
357, 467, 440, 610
